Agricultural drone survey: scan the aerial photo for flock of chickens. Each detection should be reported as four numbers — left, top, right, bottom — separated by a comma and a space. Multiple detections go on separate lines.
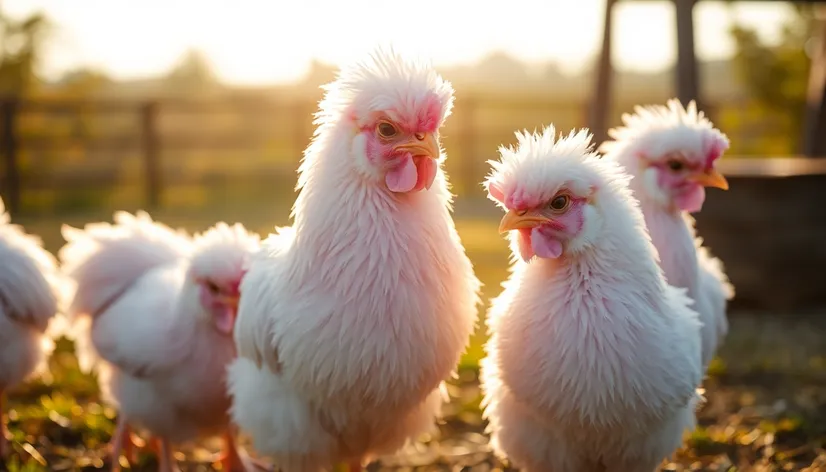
0, 47, 734, 472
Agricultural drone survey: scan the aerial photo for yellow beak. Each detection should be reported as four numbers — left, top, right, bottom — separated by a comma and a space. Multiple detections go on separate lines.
217, 294, 240, 308
393, 132, 439, 160
689, 168, 729, 190
498, 209, 553, 234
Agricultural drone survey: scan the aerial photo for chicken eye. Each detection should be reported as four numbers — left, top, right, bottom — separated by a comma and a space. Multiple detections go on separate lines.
205, 281, 220, 294
666, 159, 684, 172
549, 195, 570, 212
377, 121, 398, 138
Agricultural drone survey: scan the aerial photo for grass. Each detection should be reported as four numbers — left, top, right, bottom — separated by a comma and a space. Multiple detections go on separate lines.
6, 203, 826, 471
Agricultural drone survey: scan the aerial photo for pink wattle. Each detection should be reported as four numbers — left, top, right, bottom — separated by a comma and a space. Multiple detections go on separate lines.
674, 185, 706, 213
386, 155, 437, 193
416, 156, 437, 191
214, 305, 235, 334
531, 228, 563, 259
386, 155, 418, 192
517, 228, 535, 262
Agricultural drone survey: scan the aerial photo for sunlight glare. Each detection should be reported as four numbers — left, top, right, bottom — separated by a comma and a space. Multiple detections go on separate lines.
3, 0, 798, 85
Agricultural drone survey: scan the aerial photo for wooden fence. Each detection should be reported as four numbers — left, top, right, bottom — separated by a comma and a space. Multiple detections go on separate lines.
0, 95, 704, 215
3, 96, 826, 311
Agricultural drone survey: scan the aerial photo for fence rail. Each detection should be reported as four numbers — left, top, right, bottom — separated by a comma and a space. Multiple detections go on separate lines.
2, 97, 826, 311
0, 95, 811, 216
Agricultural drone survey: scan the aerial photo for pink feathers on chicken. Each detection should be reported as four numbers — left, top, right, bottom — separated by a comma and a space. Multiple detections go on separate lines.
59, 212, 261, 472
480, 126, 703, 472
0, 197, 67, 459
599, 99, 734, 370
227, 47, 481, 472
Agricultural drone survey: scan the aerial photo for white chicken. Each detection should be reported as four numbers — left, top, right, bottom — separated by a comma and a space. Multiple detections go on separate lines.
227, 47, 481, 472
0, 197, 66, 459
480, 125, 703, 471
599, 99, 734, 370
59, 211, 261, 472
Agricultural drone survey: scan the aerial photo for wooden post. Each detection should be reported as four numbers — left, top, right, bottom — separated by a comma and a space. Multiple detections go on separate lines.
141, 101, 161, 208
589, 0, 616, 145
803, 8, 826, 157
1, 98, 20, 215
675, 0, 701, 109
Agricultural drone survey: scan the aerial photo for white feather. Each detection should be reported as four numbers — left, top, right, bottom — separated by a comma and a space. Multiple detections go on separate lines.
481, 125, 703, 472
0, 197, 67, 391
228, 47, 480, 471
59, 212, 260, 442
600, 99, 734, 369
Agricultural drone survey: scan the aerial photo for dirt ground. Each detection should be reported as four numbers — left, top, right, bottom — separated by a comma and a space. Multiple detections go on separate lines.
4, 314, 826, 472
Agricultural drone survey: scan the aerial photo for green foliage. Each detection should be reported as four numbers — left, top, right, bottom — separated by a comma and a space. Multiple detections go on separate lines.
728, 5, 814, 155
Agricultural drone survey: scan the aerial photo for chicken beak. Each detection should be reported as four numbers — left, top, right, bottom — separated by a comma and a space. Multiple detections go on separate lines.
689, 168, 729, 190
393, 132, 439, 160
498, 210, 552, 234
218, 294, 240, 309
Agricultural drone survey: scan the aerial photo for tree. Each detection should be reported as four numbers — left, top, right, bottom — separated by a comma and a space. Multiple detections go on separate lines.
165, 48, 219, 95
0, 7, 49, 96
727, 4, 813, 155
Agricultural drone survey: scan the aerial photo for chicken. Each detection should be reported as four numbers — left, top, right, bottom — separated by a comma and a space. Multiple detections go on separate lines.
480, 125, 703, 472
599, 99, 734, 370
227, 47, 481, 472
59, 211, 261, 472
0, 197, 67, 459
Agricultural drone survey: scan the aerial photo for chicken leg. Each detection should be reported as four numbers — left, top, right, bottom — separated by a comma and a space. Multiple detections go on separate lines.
156, 437, 180, 472
0, 391, 9, 460
216, 429, 273, 471
109, 415, 138, 470
218, 430, 245, 472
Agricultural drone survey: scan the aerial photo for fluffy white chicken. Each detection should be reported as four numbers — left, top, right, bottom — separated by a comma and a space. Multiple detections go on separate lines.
227, 47, 481, 472
59, 212, 261, 472
599, 99, 734, 370
0, 197, 66, 459
480, 125, 703, 472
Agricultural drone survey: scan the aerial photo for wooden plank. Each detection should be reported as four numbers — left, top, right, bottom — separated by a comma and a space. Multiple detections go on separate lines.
717, 157, 826, 176
589, 0, 616, 145
803, 11, 826, 157
675, 0, 701, 109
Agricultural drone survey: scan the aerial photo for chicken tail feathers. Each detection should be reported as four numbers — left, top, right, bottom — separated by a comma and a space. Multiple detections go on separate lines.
58, 210, 192, 322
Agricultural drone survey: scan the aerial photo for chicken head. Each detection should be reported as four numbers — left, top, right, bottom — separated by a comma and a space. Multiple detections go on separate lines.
321, 47, 454, 194
601, 99, 730, 214
189, 223, 259, 336
485, 128, 606, 262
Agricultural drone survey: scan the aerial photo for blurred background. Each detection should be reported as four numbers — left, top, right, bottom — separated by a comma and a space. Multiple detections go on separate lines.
2, 0, 826, 470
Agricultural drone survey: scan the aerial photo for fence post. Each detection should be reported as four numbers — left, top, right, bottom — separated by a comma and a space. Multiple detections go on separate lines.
589, 0, 615, 145
141, 101, 161, 208
1, 98, 20, 215
803, 7, 826, 157
675, 0, 701, 110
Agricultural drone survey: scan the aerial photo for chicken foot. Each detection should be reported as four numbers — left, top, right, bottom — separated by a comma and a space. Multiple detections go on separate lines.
215, 429, 273, 471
